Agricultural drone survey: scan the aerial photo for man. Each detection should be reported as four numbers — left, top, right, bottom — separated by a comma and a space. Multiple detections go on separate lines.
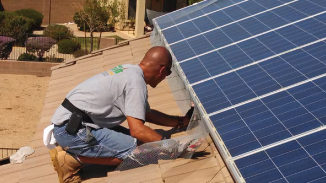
49, 46, 193, 183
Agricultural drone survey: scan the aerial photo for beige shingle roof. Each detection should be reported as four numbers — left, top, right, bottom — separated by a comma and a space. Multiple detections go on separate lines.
0, 35, 233, 183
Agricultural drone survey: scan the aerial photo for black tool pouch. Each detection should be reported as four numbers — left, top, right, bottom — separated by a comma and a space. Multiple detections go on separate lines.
65, 112, 83, 135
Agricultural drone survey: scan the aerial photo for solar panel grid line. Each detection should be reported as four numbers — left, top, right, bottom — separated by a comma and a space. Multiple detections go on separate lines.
154, 0, 219, 30
168, 0, 299, 46
209, 78, 326, 167
168, 0, 304, 48
152, 17, 212, 123
208, 72, 326, 117
152, 0, 326, 182
209, 66, 318, 158
255, 1, 325, 43
178, 11, 326, 64
190, 37, 326, 86
165, 0, 301, 45
153, 19, 245, 182
232, 43, 326, 129
161, 0, 249, 31
231, 115, 326, 161
235, 129, 326, 182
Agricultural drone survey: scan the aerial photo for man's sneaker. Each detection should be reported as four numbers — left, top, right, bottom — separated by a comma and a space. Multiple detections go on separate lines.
49, 148, 83, 183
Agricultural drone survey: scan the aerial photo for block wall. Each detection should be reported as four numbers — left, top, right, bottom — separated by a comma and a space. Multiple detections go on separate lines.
1, 0, 84, 24
0, 60, 59, 76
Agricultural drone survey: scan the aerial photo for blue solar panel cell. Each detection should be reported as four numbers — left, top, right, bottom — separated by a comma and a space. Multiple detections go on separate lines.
237, 38, 274, 61
200, 2, 220, 14
187, 35, 214, 55
312, 75, 326, 91
309, 0, 326, 8
213, 0, 239, 11
191, 16, 217, 32
168, 10, 189, 25
155, 16, 174, 29
207, 11, 234, 26
271, 5, 306, 22
255, 11, 289, 29
303, 42, 326, 63
209, 80, 326, 155
279, 0, 295, 3
238, 1, 266, 15
169, 42, 196, 61
217, 45, 253, 68
203, 29, 233, 48
223, 5, 250, 21
177, 21, 201, 39
275, 25, 317, 46
162, 27, 184, 44
235, 130, 326, 183
199, 52, 233, 75
296, 18, 326, 39
237, 18, 270, 35
255, 0, 283, 9
153, 0, 326, 181
315, 12, 326, 24
289, 0, 325, 16
186, 9, 204, 19
257, 32, 296, 54
221, 23, 251, 42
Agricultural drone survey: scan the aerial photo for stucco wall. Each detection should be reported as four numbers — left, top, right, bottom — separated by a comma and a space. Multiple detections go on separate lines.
0, 60, 59, 76
1, 0, 84, 24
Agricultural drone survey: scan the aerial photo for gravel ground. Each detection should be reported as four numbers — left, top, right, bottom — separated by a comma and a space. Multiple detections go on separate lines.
0, 74, 50, 149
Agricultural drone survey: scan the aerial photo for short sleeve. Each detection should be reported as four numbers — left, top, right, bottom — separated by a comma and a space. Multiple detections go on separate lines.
124, 88, 149, 121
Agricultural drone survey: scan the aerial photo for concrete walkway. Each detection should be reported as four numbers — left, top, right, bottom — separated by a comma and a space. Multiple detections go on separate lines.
34, 24, 136, 40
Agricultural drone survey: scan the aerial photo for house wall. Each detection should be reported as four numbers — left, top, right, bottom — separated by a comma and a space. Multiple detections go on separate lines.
0, 60, 59, 76
1, 0, 84, 24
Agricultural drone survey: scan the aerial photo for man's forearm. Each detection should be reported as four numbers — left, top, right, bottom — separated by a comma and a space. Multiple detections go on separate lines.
146, 109, 179, 127
126, 116, 162, 143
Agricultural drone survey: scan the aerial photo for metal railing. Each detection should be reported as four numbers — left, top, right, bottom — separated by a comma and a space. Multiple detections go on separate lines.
1, 35, 125, 63
0, 148, 19, 160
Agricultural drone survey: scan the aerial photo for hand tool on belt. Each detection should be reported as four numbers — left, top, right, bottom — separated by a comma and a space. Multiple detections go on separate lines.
61, 98, 97, 145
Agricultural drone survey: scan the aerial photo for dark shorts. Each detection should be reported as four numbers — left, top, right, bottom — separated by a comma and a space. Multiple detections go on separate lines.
53, 124, 137, 159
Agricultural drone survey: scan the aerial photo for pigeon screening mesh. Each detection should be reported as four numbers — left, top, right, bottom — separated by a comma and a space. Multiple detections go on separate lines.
116, 107, 209, 171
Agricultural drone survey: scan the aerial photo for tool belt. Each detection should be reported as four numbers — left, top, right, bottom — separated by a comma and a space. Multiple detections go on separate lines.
61, 98, 98, 145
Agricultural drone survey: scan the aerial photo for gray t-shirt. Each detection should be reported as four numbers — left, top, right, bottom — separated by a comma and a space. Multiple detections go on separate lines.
50, 64, 150, 128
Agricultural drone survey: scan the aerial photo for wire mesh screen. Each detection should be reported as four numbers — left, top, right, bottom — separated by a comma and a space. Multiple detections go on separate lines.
116, 107, 209, 171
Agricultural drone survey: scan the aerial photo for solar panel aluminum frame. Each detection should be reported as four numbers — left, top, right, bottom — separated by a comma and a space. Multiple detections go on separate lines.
152, 10, 246, 183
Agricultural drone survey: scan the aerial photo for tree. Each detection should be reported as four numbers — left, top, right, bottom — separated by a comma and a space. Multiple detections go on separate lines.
0, 0, 4, 11
26, 37, 56, 61
0, 36, 15, 60
73, 0, 109, 53
0, 11, 33, 45
188, 0, 203, 5
108, 0, 126, 31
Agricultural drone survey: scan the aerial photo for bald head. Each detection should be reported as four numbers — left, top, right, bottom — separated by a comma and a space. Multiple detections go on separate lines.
141, 46, 172, 67
139, 46, 172, 88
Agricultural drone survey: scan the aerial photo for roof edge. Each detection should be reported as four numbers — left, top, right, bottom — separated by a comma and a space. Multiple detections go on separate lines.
51, 34, 151, 71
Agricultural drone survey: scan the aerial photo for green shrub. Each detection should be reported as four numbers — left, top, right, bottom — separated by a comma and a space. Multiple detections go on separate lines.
73, 11, 109, 32
73, 12, 90, 32
26, 37, 56, 61
43, 24, 74, 41
58, 39, 81, 54
17, 53, 37, 61
73, 49, 89, 58
45, 54, 64, 62
0, 36, 15, 60
0, 11, 33, 45
15, 9, 44, 30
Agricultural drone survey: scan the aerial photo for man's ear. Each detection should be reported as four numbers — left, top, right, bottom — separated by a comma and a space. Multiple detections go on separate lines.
159, 66, 165, 77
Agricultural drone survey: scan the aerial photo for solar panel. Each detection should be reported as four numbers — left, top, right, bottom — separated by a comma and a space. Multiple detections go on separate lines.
152, 0, 326, 182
